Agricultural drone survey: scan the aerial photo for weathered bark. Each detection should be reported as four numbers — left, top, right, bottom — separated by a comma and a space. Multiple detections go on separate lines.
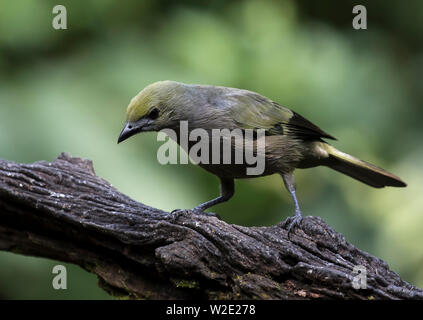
0, 153, 421, 299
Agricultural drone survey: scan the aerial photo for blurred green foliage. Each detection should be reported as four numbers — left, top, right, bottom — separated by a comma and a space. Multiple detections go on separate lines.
0, 0, 422, 298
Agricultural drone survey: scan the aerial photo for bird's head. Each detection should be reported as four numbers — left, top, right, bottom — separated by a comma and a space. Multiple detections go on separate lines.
117, 80, 183, 143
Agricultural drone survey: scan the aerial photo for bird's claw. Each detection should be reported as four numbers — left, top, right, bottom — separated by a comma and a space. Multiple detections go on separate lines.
192, 207, 222, 220
284, 211, 303, 237
170, 208, 222, 220
170, 208, 188, 220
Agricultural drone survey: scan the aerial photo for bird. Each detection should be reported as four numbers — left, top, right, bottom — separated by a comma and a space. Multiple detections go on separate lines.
117, 80, 406, 232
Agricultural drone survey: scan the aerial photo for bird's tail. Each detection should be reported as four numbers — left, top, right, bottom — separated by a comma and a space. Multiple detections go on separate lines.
323, 144, 406, 188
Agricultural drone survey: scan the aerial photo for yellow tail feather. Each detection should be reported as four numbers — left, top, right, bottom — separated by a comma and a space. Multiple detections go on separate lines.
324, 145, 406, 188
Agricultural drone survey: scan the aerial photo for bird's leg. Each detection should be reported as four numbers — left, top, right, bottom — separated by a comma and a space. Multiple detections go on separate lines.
170, 178, 234, 219
281, 172, 303, 234
191, 178, 234, 217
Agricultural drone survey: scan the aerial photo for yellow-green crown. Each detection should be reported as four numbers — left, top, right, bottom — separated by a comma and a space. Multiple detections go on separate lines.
125, 80, 179, 122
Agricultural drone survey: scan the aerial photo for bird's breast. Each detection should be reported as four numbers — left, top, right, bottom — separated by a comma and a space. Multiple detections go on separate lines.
167, 129, 303, 178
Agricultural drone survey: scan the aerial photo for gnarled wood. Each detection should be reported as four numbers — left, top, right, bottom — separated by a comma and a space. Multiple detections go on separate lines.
0, 153, 421, 299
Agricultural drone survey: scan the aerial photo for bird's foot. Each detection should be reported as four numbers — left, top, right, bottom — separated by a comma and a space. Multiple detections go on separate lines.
170, 208, 188, 220
170, 208, 221, 220
192, 206, 222, 220
284, 210, 303, 237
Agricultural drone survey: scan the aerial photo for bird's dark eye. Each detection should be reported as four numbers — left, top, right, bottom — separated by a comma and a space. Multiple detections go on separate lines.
148, 107, 160, 120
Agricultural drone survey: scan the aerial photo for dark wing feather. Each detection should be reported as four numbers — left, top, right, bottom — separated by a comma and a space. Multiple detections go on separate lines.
228, 91, 336, 141
286, 111, 336, 141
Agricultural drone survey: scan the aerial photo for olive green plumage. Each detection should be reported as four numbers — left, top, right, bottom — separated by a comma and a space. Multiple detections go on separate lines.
118, 80, 406, 231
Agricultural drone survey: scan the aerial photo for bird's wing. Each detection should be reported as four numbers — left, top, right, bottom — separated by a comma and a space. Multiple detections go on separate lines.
227, 91, 336, 141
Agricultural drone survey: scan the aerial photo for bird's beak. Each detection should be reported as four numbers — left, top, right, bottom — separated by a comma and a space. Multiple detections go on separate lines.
117, 120, 148, 144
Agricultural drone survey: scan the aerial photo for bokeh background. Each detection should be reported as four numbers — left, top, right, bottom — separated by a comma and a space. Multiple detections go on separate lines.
0, 0, 422, 299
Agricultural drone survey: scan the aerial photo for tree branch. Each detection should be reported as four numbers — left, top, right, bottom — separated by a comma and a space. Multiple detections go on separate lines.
0, 153, 421, 299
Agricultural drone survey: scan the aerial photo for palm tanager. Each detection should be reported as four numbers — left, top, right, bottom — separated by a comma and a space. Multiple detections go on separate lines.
118, 80, 406, 231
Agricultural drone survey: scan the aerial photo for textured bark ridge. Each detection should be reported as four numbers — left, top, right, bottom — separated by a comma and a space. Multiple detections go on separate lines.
0, 153, 421, 299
